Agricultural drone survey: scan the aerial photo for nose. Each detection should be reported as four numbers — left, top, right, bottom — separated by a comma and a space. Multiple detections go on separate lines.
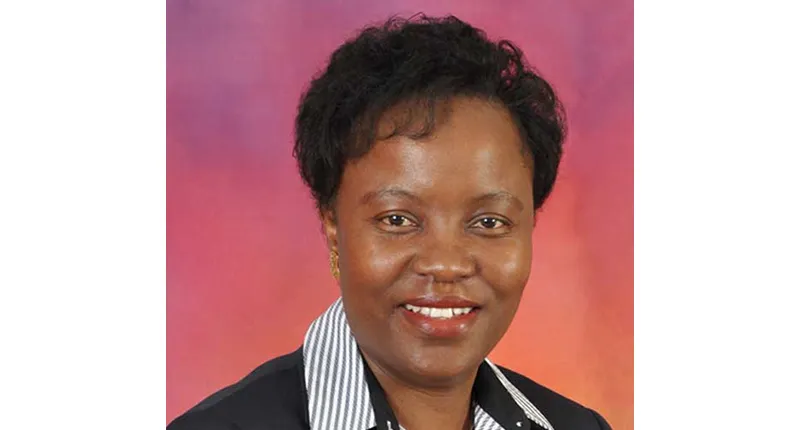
411, 231, 477, 283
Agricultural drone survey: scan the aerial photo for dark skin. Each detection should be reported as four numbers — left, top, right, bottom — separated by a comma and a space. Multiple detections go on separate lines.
322, 97, 536, 430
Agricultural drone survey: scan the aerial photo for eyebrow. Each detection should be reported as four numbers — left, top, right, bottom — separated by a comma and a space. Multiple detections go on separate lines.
472, 191, 525, 211
359, 187, 424, 206
359, 187, 524, 211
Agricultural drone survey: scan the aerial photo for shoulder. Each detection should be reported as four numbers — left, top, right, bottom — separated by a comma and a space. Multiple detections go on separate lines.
497, 365, 613, 430
167, 347, 309, 430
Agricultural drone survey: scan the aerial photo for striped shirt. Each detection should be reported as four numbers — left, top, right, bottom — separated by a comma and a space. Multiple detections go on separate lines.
303, 298, 556, 430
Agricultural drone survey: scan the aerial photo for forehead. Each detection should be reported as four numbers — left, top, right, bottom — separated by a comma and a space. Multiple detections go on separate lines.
340, 97, 533, 206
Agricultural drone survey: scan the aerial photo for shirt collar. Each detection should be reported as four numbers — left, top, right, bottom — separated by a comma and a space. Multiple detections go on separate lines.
303, 298, 555, 430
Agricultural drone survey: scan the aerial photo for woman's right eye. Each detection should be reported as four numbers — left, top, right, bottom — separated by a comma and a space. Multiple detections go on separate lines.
378, 214, 416, 228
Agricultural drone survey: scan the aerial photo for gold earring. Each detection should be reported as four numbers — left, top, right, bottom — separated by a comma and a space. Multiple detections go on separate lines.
329, 250, 340, 280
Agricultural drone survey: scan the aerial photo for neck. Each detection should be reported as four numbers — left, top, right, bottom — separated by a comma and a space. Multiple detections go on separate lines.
362, 354, 476, 430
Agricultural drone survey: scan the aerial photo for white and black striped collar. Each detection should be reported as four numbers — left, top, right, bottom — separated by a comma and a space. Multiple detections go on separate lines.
302, 298, 555, 430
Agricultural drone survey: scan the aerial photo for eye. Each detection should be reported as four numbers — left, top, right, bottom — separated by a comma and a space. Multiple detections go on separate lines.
378, 214, 416, 228
475, 217, 503, 229
470, 217, 509, 230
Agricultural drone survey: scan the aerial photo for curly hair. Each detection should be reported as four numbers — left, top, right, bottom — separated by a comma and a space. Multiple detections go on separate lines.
293, 14, 566, 213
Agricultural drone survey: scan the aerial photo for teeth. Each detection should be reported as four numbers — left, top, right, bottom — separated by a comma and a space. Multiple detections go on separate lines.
432, 308, 451, 318
403, 304, 474, 319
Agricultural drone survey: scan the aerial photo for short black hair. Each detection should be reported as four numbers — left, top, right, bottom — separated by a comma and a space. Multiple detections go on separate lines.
293, 14, 566, 212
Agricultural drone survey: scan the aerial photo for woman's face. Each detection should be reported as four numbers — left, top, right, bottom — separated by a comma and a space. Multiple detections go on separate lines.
323, 97, 535, 388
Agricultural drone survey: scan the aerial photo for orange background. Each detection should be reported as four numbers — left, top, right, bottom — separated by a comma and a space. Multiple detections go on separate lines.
167, 0, 633, 428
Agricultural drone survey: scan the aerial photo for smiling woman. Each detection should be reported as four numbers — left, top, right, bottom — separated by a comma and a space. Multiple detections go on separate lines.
168, 14, 611, 430
331, 98, 536, 395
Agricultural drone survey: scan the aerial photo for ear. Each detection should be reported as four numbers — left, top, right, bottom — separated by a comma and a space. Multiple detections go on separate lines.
320, 207, 339, 253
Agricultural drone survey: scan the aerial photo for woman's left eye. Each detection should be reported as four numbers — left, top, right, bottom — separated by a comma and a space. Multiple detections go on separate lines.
472, 217, 507, 229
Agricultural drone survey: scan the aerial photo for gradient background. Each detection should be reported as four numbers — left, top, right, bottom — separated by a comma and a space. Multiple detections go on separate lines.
167, 0, 633, 428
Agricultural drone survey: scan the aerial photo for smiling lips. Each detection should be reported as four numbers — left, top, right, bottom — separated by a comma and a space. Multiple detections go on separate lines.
399, 297, 481, 338
403, 304, 474, 318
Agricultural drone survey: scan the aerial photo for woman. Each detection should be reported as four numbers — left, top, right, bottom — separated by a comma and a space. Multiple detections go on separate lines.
169, 15, 612, 430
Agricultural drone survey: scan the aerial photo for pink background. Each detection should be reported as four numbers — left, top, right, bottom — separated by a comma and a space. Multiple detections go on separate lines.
167, 0, 633, 428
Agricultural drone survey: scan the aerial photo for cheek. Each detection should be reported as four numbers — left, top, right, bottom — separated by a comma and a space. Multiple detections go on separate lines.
340, 234, 412, 295
479, 238, 532, 298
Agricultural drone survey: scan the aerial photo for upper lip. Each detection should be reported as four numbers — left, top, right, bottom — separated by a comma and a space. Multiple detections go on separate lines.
402, 296, 481, 308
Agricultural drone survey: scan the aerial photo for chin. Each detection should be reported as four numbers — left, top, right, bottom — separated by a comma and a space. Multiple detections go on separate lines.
402, 347, 480, 386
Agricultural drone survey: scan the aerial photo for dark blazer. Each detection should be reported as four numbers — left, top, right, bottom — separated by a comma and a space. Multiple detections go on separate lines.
168, 347, 612, 430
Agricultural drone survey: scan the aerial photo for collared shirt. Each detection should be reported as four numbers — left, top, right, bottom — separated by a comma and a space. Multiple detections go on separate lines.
167, 299, 613, 430
303, 298, 555, 430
